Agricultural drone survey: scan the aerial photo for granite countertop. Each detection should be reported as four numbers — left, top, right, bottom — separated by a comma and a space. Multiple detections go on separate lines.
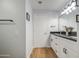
50, 32, 77, 42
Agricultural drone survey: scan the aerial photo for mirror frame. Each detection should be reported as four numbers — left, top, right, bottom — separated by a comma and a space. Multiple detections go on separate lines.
76, 0, 79, 7
76, 15, 79, 22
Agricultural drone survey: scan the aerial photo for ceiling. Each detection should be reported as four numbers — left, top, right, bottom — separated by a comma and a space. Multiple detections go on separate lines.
31, 0, 70, 11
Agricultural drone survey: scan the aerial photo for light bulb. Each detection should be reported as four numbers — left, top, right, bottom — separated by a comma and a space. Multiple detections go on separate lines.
61, 12, 64, 15
72, 6, 76, 10
66, 11, 69, 15
61, 10, 66, 15
69, 9, 72, 13
61, 11, 65, 15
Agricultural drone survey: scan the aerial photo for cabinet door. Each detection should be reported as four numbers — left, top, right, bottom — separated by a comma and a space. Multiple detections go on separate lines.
51, 35, 57, 39
0, 25, 17, 58
59, 37, 79, 58
51, 35, 79, 58
57, 37, 68, 58
62, 40, 79, 58
51, 35, 62, 57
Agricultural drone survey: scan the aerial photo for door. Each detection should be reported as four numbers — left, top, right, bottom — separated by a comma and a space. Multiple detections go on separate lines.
0, 0, 25, 58
0, 25, 17, 58
33, 14, 50, 47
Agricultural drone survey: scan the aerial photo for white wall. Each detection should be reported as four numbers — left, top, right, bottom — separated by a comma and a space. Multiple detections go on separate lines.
0, 0, 25, 58
33, 10, 59, 48
26, 0, 33, 58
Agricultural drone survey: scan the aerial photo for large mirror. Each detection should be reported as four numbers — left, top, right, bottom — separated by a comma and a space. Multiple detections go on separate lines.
58, 8, 78, 41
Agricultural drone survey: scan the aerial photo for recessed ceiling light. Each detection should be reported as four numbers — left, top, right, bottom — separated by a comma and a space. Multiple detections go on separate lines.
38, 1, 42, 4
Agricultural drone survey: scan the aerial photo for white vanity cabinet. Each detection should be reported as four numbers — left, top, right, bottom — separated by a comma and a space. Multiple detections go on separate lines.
50, 35, 63, 57
50, 34, 78, 58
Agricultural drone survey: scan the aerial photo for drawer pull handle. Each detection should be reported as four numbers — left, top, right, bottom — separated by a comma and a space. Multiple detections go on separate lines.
55, 38, 57, 39
51, 39, 53, 41
55, 43, 58, 45
63, 48, 67, 54
55, 49, 57, 53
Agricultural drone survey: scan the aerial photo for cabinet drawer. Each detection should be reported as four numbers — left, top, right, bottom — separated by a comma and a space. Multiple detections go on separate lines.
59, 40, 79, 57
62, 47, 79, 58
59, 37, 78, 54
51, 35, 59, 39
50, 34, 79, 58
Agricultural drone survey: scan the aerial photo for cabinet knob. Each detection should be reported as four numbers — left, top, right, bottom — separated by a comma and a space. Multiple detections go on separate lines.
51, 39, 53, 41
55, 43, 58, 45
55, 38, 57, 39
55, 49, 57, 53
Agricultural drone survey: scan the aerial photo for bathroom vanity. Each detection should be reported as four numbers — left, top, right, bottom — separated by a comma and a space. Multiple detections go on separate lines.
50, 32, 78, 58
50, 5, 79, 57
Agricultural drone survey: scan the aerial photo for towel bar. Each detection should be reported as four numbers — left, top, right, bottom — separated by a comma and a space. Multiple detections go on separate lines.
0, 19, 15, 25
0, 19, 14, 22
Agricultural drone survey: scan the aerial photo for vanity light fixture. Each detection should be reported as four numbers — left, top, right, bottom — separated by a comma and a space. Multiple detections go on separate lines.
61, 0, 77, 15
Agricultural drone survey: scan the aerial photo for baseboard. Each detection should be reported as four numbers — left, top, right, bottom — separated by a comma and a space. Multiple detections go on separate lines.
26, 48, 33, 58
33, 46, 51, 48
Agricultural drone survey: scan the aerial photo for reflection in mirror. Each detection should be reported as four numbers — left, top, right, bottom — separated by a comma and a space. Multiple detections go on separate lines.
58, 9, 77, 41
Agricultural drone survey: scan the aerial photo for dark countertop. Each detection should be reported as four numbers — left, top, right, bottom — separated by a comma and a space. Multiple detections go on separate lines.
50, 32, 77, 42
